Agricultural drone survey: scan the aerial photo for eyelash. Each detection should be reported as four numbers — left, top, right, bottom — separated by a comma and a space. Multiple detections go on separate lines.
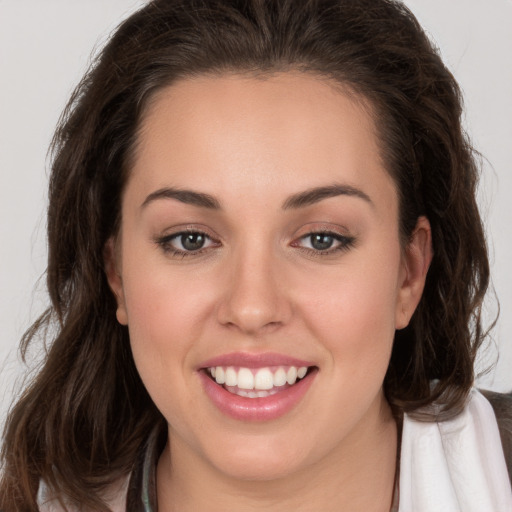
155, 230, 355, 258
155, 230, 220, 258
292, 231, 356, 256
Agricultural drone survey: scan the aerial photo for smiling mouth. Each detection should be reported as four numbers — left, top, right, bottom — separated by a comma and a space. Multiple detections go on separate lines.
204, 365, 315, 398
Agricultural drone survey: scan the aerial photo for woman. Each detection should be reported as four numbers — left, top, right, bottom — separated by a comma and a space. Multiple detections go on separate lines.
1, 0, 510, 510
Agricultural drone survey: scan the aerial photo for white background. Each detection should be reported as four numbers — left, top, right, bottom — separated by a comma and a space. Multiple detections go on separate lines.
1, 0, 511, 425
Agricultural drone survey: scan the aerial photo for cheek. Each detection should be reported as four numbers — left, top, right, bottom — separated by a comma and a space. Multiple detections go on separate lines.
120, 263, 220, 427
119, 246, 207, 374
296, 249, 401, 375
123, 271, 210, 351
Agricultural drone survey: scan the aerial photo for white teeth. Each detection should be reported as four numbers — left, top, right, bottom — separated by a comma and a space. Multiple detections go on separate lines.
227, 388, 279, 398
286, 366, 298, 385
225, 367, 237, 387
214, 367, 225, 385
237, 368, 255, 390
254, 368, 274, 390
209, 364, 311, 392
297, 366, 308, 379
273, 368, 287, 387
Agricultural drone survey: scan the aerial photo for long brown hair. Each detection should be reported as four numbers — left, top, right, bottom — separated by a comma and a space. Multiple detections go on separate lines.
1, 0, 490, 509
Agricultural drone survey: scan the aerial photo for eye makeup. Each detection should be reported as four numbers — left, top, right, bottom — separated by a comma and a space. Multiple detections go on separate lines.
154, 228, 221, 258
292, 230, 356, 256
153, 224, 356, 260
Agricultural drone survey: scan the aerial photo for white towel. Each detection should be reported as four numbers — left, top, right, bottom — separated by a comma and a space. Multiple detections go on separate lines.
399, 389, 512, 512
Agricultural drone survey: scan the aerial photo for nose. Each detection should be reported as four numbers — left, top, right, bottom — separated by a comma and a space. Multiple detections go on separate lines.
216, 247, 292, 335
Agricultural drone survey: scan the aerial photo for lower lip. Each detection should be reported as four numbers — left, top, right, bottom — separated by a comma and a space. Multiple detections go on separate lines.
199, 370, 316, 422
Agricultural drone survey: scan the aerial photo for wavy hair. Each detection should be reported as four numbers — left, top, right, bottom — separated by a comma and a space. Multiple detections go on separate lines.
0, 0, 490, 509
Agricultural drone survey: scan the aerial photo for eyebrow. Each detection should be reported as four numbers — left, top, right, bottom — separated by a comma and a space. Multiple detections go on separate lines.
141, 183, 372, 211
141, 187, 221, 210
282, 184, 373, 210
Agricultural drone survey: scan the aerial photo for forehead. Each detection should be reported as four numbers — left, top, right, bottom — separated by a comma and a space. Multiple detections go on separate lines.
128, 72, 396, 213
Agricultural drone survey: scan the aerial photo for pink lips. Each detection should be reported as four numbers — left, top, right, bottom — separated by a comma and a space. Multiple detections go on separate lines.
198, 352, 317, 422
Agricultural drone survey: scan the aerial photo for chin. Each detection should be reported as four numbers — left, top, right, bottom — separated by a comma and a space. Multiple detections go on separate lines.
208, 438, 310, 482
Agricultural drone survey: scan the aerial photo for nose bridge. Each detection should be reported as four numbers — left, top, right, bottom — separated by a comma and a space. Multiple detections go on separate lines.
217, 234, 290, 333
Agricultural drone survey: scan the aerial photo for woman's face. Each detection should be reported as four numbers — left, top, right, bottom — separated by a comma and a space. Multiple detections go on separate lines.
107, 72, 430, 481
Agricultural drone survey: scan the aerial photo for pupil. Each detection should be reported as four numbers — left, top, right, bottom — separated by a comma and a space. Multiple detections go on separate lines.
182, 233, 205, 251
311, 234, 333, 250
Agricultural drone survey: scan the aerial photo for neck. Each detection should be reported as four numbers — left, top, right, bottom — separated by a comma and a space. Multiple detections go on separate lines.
157, 397, 398, 512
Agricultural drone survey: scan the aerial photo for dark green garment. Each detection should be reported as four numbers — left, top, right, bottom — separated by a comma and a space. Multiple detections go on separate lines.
126, 425, 165, 511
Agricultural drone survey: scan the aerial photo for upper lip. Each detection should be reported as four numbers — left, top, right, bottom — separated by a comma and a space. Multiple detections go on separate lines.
198, 352, 315, 369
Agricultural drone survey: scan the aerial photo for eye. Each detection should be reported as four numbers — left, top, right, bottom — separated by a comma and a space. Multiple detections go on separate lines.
156, 230, 218, 255
305, 233, 337, 251
175, 232, 210, 251
293, 231, 355, 254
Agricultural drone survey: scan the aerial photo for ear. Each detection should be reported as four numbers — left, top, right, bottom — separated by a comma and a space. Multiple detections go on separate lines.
395, 216, 433, 329
104, 237, 128, 326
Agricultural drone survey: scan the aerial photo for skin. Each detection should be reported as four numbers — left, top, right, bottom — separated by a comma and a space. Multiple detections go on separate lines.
105, 72, 432, 511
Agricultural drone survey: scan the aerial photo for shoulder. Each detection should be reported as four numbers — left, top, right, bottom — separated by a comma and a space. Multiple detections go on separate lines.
481, 388, 512, 416
480, 389, 512, 484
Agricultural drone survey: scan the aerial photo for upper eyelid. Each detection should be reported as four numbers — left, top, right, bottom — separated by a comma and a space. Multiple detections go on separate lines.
158, 225, 220, 240
300, 231, 349, 239
293, 225, 352, 241
292, 220, 351, 234
300, 229, 344, 237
